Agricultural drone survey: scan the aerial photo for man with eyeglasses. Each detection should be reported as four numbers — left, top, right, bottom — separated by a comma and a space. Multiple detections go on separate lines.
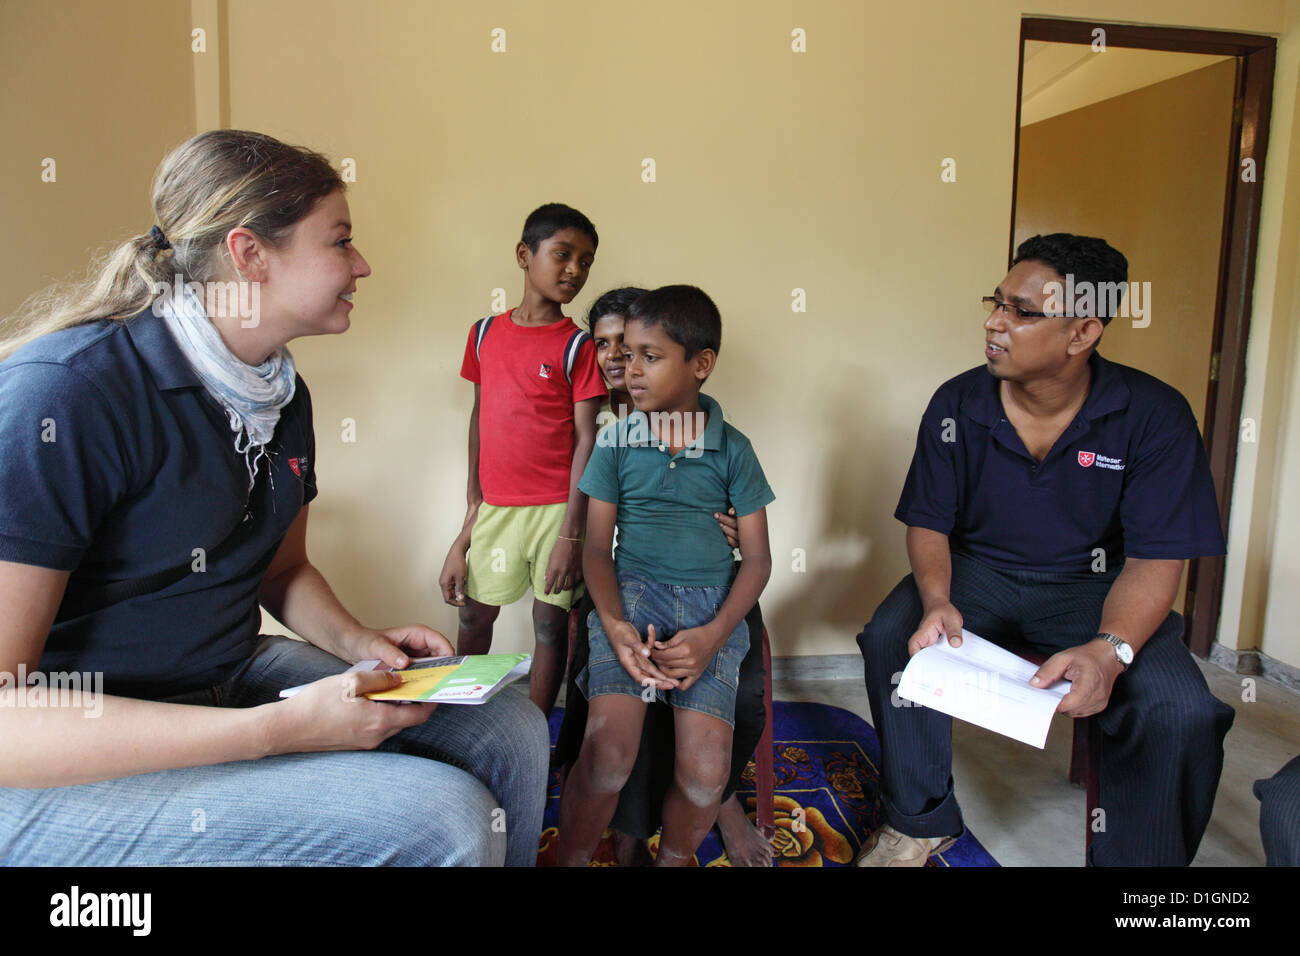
856, 233, 1234, 867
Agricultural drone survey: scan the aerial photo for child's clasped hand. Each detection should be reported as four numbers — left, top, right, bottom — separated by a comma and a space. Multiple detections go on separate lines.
649, 624, 724, 691
610, 621, 678, 690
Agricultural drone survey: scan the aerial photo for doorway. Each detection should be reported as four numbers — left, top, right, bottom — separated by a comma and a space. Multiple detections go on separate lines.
1008, 18, 1276, 657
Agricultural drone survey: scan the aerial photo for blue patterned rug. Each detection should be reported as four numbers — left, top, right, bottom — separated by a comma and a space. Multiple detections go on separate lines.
538, 699, 999, 867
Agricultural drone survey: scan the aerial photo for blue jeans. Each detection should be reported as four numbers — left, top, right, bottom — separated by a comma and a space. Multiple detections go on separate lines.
0, 636, 549, 866
578, 574, 749, 727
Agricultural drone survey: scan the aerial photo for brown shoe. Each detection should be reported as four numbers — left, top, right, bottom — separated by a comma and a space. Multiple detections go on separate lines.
856, 825, 957, 867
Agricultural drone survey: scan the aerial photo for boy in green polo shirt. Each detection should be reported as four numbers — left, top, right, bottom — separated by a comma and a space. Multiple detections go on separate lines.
556, 285, 774, 866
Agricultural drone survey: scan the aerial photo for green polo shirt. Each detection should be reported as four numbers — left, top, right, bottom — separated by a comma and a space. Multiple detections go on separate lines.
579, 393, 774, 587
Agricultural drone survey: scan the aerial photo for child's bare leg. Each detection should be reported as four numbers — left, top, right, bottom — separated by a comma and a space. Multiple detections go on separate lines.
657, 709, 732, 867
456, 597, 499, 655
716, 794, 775, 866
558, 694, 647, 866
530, 598, 569, 715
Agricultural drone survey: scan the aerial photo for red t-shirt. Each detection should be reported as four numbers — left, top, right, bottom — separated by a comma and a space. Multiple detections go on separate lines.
460, 310, 607, 506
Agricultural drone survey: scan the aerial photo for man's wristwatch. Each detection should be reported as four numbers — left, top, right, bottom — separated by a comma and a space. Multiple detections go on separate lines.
1095, 633, 1134, 671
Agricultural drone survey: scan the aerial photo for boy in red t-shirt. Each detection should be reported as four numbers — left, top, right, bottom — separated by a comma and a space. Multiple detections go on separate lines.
439, 204, 607, 715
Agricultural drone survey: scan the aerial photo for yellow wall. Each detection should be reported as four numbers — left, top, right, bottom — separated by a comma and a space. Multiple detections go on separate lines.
4, 0, 1299, 669
0, 0, 195, 321
1222, 0, 1300, 669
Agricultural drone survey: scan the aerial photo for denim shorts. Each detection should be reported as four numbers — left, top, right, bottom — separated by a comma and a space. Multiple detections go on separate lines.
576, 574, 749, 727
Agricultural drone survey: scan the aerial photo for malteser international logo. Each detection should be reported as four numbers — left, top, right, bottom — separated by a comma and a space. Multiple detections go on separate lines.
1078, 451, 1125, 471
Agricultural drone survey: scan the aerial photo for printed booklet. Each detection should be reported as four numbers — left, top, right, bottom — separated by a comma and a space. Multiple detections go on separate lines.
279, 653, 531, 704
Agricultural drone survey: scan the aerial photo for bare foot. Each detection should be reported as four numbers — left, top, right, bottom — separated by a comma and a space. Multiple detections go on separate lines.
716, 794, 774, 866
612, 829, 648, 867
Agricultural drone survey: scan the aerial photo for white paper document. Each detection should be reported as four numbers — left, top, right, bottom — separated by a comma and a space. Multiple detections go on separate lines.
896, 629, 1071, 749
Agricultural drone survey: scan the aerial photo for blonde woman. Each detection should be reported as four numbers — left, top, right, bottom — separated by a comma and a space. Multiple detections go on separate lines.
0, 130, 547, 866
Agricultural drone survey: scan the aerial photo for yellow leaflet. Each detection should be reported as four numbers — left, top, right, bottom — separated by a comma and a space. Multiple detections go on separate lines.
365, 664, 460, 701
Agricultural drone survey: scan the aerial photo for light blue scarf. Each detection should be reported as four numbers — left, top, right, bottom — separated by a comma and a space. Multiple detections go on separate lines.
156, 283, 297, 491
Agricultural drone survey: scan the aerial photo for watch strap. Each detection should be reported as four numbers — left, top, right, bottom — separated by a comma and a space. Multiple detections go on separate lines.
1096, 632, 1132, 670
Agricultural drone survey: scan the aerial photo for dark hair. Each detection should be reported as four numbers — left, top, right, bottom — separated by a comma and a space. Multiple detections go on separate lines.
521, 203, 598, 252
1012, 233, 1129, 324
586, 286, 648, 329
626, 285, 721, 359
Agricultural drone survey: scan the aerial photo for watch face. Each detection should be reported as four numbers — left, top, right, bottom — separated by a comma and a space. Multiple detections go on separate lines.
1100, 634, 1133, 665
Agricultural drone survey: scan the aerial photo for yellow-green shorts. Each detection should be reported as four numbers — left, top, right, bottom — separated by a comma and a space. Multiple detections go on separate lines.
465, 502, 583, 609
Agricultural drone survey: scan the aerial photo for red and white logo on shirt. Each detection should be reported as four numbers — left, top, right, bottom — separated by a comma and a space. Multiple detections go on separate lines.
1077, 451, 1125, 471
538, 363, 552, 379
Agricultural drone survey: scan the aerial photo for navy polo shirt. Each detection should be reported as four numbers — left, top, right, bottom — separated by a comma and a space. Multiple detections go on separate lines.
580, 393, 774, 587
895, 352, 1225, 574
0, 308, 317, 698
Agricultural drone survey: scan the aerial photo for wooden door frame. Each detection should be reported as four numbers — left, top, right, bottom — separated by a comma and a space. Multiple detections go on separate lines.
1008, 18, 1277, 658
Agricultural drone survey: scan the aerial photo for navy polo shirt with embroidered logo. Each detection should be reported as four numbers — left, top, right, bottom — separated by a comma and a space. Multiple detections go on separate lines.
0, 307, 318, 699
895, 351, 1225, 574
579, 392, 774, 587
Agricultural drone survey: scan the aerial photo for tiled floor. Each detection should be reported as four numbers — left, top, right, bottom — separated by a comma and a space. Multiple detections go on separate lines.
772, 658, 1299, 866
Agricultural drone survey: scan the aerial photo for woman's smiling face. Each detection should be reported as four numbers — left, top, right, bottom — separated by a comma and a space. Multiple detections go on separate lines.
260, 189, 371, 340
591, 311, 627, 391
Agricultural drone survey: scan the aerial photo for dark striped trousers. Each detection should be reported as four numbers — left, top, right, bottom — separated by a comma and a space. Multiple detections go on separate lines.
857, 551, 1235, 866
1255, 755, 1300, 866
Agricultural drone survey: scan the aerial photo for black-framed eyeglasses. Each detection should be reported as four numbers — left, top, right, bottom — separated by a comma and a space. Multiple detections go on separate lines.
981, 296, 1060, 321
